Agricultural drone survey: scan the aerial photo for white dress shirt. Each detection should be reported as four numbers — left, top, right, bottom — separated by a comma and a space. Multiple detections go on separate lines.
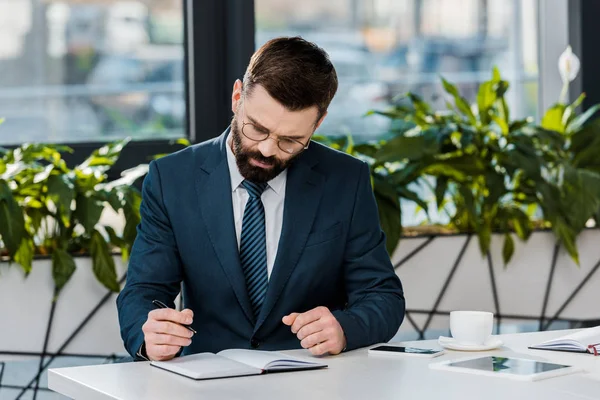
226, 135, 286, 279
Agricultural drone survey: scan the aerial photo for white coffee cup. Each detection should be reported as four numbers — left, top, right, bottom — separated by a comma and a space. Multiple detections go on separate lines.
450, 311, 494, 345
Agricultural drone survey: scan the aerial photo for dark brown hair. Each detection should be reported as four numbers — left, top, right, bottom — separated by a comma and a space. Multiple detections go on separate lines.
242, 36, 338, 122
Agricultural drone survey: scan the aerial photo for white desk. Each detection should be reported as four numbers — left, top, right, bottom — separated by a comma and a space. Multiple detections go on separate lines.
49, 330, 600, 400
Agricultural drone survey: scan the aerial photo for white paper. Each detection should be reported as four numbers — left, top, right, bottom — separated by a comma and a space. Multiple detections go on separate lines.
151, 353, 261, 380
217, 349, 326, 371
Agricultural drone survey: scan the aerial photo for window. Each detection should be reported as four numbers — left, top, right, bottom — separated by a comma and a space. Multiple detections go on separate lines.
0, 0, 186, 145
255, 0, 539, 141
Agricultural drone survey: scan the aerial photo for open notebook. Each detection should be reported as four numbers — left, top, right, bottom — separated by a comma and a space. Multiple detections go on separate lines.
150, 349, 327, 380
529, 326, 600, 356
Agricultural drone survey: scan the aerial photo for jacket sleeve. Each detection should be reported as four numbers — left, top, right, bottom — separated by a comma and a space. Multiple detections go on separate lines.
332, 161, 405, 351
116, 160, 183, 359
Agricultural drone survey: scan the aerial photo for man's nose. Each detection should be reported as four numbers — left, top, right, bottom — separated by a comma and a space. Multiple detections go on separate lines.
257, 137, 279, 158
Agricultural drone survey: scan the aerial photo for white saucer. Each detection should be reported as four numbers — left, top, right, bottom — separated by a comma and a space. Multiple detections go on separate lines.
438, 336, 504, 351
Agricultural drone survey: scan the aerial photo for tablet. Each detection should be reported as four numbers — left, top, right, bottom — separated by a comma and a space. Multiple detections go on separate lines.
368, 344, 445, 358
430, 356, 579, 381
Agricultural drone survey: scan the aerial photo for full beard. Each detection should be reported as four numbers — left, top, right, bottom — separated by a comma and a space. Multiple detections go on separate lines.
230, 117, 296, 184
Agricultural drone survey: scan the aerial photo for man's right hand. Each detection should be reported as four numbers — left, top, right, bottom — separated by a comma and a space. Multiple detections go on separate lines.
142, 308, 195, 361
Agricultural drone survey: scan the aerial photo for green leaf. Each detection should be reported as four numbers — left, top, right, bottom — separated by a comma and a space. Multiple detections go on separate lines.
353, 143, 379, 158
535, 128, 566, 152
0, 181, 27, 257
77, 138, 131, 174
509, 118, 533, 132
373, 177, 402, 255
52, 248, 77, 295
26, 208, 44, 234
541, 104, 566, 133
492, 116, 509, 135
406, 92, 432, 115
570, 118, 600, 155
566, 104, 600, 134
458, 185, 477, 228
570, 93, 586, 110
426, 154, 486, 180
398, 186, 428, 215
105, 226, 127, 250
504, 148, 541, 178
510, 208, 532, 240
553, 220, 579, 265
477, 222, 492, 256
14, 238, 33, 274
435, 177, 448, 210
175, 138, 191, 147
477, 81, 496, 125
90, 230, 120, 292
101, 164, 149, 191
74, 195, 104, 233
365, 106, 410, 120
485, 171, 506, 205
389, 163, 423, 185
106, 190, 122, 213
561, 167, 600, 231
498, 96, 510, 125
441, 78, 476, 124
121, 188, 142, 246
502, 233, 515, 265
47, 174, 75, 228
33, 164, 54, 184
375, 130, 440, 162
492, 66, 502, 82
495, 80, 510, 98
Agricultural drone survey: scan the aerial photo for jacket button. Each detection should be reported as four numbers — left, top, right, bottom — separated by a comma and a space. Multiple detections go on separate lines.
250, 338, 260, 349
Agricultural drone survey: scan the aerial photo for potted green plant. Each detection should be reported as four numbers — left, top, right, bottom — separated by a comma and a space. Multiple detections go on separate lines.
0, 130, 146, 355
358, 46, 600, 329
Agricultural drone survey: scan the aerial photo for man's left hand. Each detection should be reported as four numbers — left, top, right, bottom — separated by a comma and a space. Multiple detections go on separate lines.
282, 306, 346, 356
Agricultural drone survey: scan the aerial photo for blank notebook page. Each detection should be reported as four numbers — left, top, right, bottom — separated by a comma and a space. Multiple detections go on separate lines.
151, 353, 261, 379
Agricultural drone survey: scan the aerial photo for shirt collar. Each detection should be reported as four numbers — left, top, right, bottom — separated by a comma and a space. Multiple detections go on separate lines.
226, 133, 287, 195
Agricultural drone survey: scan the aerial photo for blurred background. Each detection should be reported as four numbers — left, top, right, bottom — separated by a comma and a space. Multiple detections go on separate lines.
0, 0, 539, 145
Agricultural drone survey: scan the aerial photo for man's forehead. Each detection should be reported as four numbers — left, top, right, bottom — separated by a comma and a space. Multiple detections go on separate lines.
243, 86, 319, 134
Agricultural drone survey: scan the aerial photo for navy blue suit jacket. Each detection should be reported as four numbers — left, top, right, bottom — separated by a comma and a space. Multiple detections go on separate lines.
117, 129, 405, 358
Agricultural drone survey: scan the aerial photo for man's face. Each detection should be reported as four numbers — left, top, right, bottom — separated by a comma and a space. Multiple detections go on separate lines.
230, 83, 324, 184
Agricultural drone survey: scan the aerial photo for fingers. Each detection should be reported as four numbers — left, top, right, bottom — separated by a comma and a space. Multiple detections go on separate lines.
300, 330, 328, 349
144, 320, 194, 339
146, 344, 181, 361
181, 308, 194, 319
296, 320, 323, 341
282, 313, 299, 326
149, 308, 193, 325
285, 306, 346, 356
308, 341, 331, 356
143, 307, 196, 362
147, 333, 192, 347
290, 307, 328, 333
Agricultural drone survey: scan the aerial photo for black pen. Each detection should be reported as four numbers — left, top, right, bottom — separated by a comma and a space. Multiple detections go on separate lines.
152, 299, 197, 334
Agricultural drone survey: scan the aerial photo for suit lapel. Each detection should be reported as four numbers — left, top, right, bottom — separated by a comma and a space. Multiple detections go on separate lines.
255, 152, 324, 331
196, 130, 255, 325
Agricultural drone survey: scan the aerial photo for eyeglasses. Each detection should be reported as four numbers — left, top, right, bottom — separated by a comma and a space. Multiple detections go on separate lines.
240, 101, 310, 155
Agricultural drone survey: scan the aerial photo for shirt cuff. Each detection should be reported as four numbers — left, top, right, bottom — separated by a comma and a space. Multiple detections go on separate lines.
135, 342, 150, 361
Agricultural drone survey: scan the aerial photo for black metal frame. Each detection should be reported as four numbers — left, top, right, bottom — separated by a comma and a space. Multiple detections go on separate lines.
395, 233, 600, 340
0, 274, 126, 399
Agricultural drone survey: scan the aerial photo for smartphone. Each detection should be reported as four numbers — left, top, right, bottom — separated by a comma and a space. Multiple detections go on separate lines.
368, 345, 445, 358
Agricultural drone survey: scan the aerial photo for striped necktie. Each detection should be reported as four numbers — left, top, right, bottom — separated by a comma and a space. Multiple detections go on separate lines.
240, 180, 269, 320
